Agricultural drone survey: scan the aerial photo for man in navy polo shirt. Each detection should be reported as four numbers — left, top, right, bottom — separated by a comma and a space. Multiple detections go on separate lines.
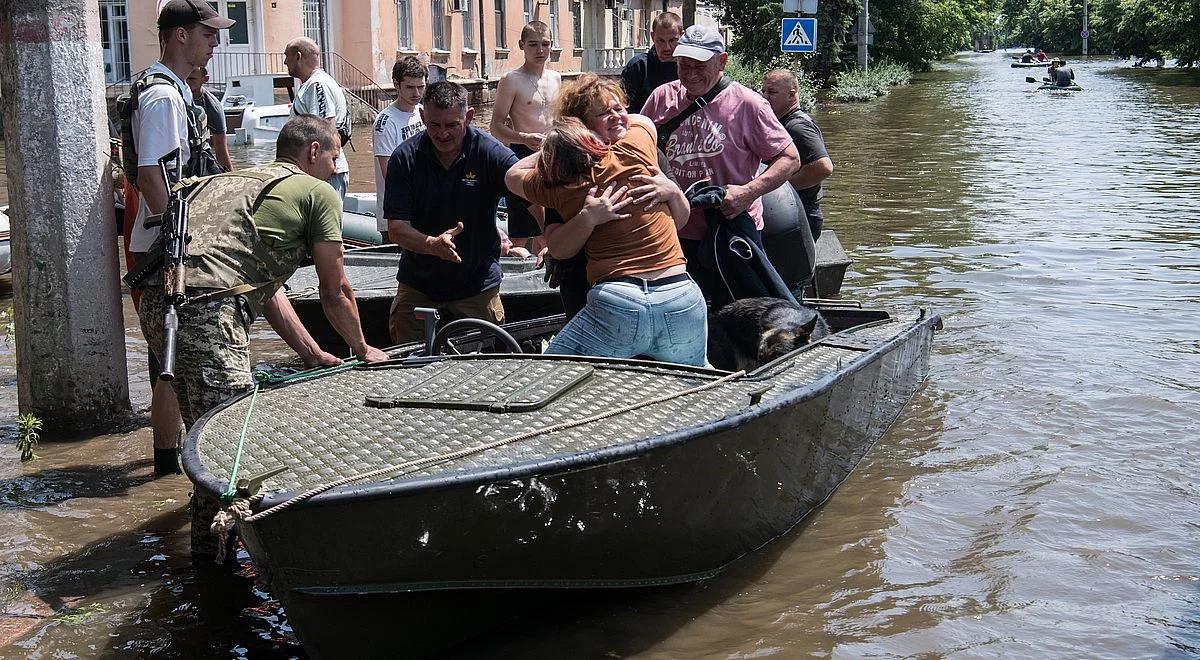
384, 81, 519, 344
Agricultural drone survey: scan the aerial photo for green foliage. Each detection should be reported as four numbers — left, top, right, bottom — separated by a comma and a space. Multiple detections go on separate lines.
713, 0, 1001, 76
1003, 0, 1199, 63
830, 59, 915, 100
17, 413, 41, 462
724, 54, 819, 111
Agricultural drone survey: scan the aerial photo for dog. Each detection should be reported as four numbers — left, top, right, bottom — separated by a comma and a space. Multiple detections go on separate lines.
707, 297, 830, 372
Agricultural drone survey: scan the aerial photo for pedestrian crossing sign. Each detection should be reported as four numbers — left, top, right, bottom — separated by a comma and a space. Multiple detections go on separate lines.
780, 18, 818, 53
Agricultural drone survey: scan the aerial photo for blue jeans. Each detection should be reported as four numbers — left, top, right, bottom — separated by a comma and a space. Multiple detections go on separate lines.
546, 278, 709, 366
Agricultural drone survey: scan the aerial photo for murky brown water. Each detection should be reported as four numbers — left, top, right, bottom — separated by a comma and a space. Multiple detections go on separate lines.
2, 53, 1199, 657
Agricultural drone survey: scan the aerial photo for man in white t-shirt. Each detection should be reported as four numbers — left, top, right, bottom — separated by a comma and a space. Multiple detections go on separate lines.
373, 56, 427, 242
121, 0, 232, 477
285, 37, 351, 199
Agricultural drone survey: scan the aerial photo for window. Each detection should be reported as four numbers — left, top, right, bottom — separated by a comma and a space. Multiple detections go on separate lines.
396, 0, 413, 49
99, 0, 130, 84
548, 0, 557, 44
572, 1, 581, 49
495, 0, 506, 48
432, 0, 448, 50
523, 0, 533, 25
462, 0, 476, 50
226, 1, 249, 45
611, 8, 619, 48
303, 0, 327, 47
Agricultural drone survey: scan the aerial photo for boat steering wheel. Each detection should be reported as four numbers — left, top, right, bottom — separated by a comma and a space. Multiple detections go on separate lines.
430, 318, 523, 356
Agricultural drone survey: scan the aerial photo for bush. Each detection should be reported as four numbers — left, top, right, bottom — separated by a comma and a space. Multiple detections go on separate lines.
724, 54, 819, 113
830, 59, 913, 102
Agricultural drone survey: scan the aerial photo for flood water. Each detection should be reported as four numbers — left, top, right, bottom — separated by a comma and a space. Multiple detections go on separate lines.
2, 52, 1199, 657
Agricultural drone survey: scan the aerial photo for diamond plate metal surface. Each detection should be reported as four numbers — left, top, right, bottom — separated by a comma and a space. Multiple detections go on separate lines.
196, 311, 921, 495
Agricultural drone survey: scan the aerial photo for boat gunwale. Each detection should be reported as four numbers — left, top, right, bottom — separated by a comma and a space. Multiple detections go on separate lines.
182, 308, 939, 514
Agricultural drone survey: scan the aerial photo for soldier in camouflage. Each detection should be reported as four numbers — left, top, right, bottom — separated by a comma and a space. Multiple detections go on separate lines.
137, 116, 389, 558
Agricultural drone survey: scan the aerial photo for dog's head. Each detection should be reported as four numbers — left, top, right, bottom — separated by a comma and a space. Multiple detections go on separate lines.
756, 309, 823, 364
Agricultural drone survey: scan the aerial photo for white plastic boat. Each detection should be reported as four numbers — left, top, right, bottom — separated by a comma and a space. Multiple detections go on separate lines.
222, 74, 294, 145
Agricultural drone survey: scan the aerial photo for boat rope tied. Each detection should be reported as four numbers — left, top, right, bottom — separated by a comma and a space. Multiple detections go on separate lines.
220, 359, 366, 503
210, 497, 254, 564
238, 368, 747, 525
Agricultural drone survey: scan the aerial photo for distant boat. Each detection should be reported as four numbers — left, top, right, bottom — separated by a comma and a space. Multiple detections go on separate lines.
222, 74, 295, 146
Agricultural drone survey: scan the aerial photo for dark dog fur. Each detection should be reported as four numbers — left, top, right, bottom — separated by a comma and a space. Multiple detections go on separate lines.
707, 298, 830, 372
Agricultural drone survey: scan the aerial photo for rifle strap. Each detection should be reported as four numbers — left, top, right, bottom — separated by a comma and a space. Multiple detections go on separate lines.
186, 273, 292, 306
655, 75, 733, 152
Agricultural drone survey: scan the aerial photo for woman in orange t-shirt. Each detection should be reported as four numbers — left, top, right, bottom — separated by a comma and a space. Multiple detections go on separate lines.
505, 75, 707, 366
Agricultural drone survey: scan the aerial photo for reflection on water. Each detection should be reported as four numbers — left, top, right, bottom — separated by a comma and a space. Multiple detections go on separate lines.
2, 54, 1200, 657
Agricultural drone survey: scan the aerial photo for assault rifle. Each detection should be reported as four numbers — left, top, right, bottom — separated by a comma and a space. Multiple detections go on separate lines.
122, 148, 190, 381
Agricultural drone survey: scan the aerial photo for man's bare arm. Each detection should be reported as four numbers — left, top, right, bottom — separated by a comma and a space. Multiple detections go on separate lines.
212, 135, 234, 172
720, 144, 801, 219
788, 156, 833, 191
262, 288, 341, 366
137, 165, 170, 215
375, 155, 390, 183
311, 241, 389, 362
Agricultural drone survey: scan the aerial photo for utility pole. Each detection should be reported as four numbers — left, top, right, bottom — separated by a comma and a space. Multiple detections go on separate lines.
0, 0, 131, 430
683, 0, 696, 29
1082, 0, 1089, 56
857, 0, 869, 69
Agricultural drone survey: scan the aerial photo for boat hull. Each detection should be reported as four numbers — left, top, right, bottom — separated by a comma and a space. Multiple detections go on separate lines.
226, 311, 938, 657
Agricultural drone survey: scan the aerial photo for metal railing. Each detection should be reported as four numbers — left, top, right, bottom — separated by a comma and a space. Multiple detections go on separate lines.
322, 51, 392, 114
591, 47, 635, 73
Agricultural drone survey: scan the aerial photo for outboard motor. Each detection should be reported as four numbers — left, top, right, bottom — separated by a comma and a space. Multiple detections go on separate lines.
760, 184, 816, 296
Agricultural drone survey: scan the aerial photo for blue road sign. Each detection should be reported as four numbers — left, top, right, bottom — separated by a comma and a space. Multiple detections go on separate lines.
781, 18, 818, 53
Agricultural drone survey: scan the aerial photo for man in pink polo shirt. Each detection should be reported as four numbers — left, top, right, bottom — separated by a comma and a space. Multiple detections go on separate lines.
641, 25, 799, 304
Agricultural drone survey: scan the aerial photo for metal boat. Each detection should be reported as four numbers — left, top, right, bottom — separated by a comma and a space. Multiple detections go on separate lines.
184, 304, 941, 658
285, 246, 562, 354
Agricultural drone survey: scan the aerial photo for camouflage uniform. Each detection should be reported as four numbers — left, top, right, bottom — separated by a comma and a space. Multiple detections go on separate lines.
136, 162, 325, 558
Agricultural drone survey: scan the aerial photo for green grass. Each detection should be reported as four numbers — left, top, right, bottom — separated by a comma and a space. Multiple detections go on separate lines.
830, 60, 914, 102
724, 54, 819, 113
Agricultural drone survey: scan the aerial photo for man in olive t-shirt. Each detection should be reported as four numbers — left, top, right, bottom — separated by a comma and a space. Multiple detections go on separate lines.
136, 117, 388, 560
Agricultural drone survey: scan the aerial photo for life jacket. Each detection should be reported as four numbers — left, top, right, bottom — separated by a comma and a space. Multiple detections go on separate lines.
116, 72, 212, 187
147, 163, 307, 315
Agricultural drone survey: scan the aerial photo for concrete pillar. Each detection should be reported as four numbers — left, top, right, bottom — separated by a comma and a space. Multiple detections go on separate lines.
0, 0, 131, 430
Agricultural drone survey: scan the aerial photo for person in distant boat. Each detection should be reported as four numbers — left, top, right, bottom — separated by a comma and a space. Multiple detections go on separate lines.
761, 69, 834, 241
1052, 58, 1076, 86
135, 116, 388, 559
505, 75, 706, 366
1020, 49, 1035, 63
384, 81, 518, 344
620, 11, 682, 114
285, 37, 352, 200
1036, 49, 1048, 62
185, 65, 233, 172
373, 56, 427, 243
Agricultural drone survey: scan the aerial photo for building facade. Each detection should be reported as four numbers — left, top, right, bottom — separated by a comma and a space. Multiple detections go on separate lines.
103, 0, 722, 94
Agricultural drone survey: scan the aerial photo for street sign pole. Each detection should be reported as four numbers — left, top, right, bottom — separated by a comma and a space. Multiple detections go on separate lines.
858, 0, 869, 69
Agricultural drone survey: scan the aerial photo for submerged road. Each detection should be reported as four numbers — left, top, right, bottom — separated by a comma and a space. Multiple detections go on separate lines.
1, 52, 1198, 657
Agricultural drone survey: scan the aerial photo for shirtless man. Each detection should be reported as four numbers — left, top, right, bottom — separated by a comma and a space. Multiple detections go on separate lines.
489, 21, 560, 251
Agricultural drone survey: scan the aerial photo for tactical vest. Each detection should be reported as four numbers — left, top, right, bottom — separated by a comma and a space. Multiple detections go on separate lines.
116, 73, 210, 186
174, 163, 307, 314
